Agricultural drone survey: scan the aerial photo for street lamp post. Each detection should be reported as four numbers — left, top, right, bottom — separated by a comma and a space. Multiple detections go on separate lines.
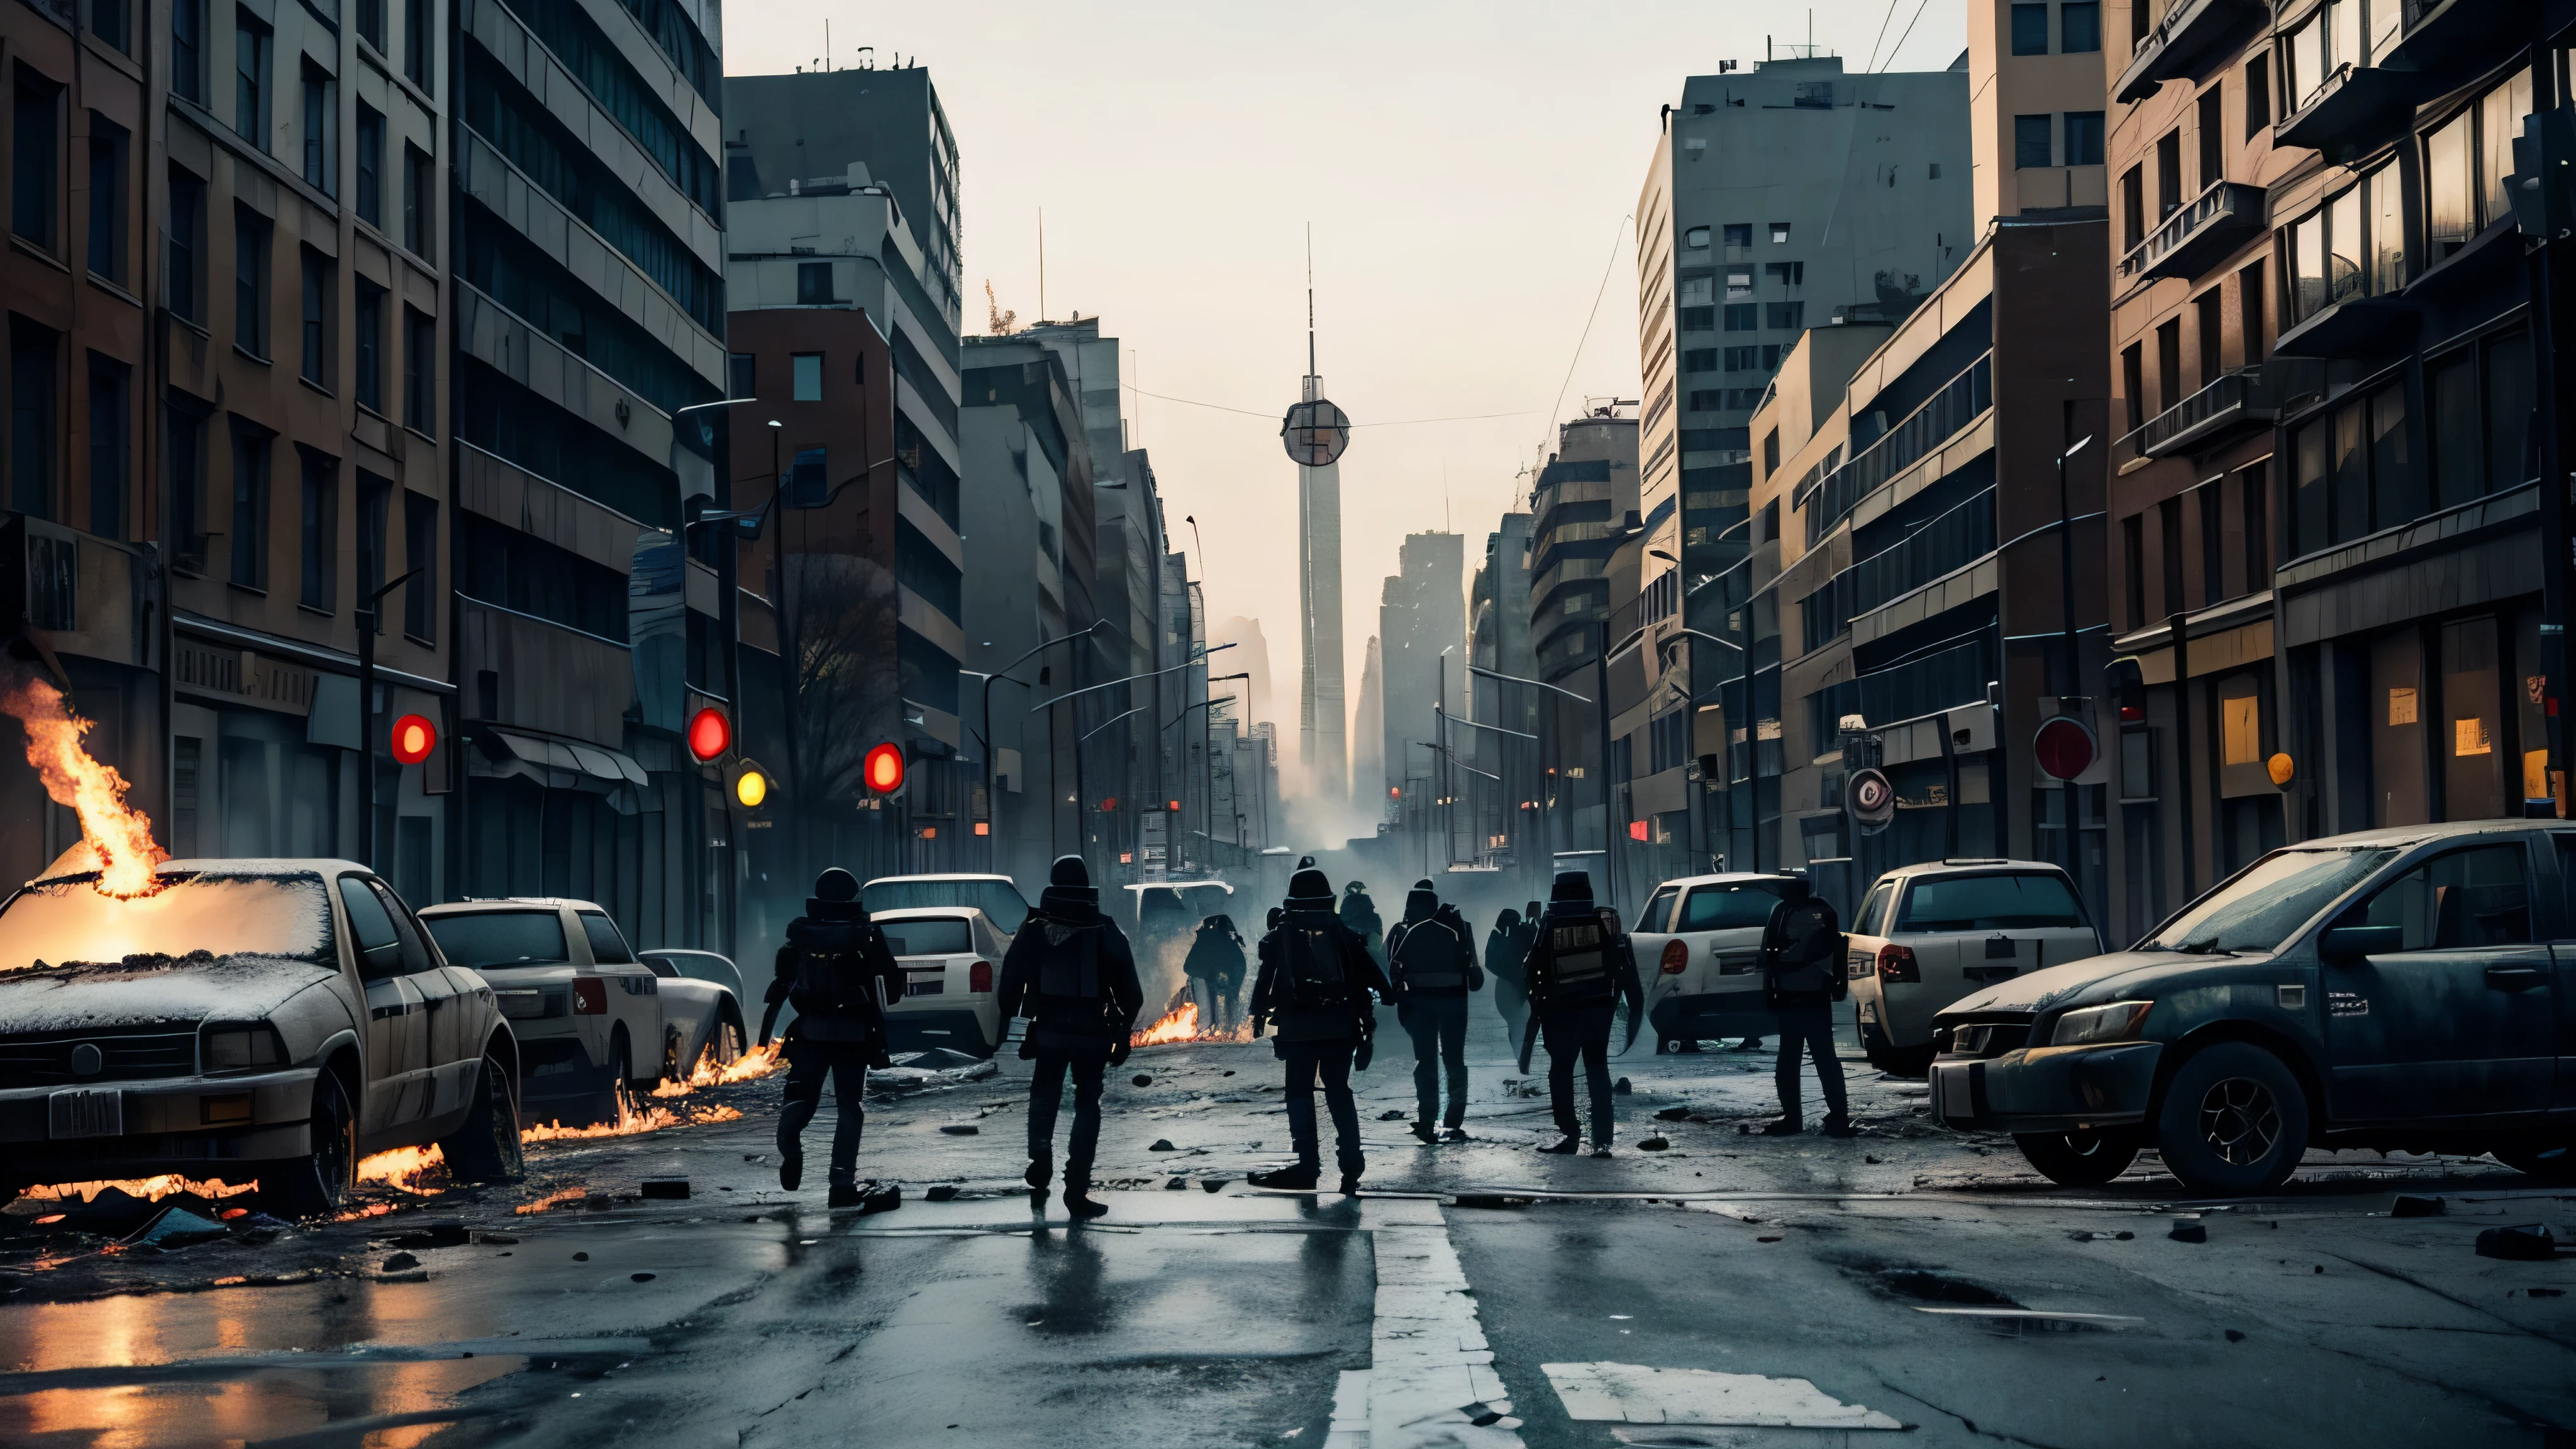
2056, 435, 2094, 878
1468, 661, 1609, 904
968, 622, 1106, 870
355, 567, 421, 870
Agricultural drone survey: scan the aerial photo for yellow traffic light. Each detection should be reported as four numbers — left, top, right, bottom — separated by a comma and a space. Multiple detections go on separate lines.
732, 760, 771, 808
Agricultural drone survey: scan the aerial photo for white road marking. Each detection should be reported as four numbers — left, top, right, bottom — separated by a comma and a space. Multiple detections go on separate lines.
1541, 1362, 1904, 1431
1360, 1197, 1525, 1448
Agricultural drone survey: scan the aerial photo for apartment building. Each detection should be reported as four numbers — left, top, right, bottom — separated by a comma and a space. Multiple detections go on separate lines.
1524, 409, 1636, 861
2102, 1, 2566, 939
1467, 512, 1536, 875
1379, 529, 1463, 838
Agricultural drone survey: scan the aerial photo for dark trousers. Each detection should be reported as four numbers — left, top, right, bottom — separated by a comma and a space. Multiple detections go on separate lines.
1189, 975, 1240, 1035
1492, 977, 1530, 1050
1401, 997, 1470, 1128
1540, 1004, 1617, 1143
1774, 996, 1848, 1123
1028, 1043, 1113, 1186
1279, 1038, 1364, 1174
779, 1039, 871, 1188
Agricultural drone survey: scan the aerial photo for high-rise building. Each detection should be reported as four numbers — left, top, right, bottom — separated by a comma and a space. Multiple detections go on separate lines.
1470, 514, 1538, 874
1380, 531, 1465, 855
1525, 411, 1638, 858
1295, 373, 1347, 807
1353, 635, 1384, 819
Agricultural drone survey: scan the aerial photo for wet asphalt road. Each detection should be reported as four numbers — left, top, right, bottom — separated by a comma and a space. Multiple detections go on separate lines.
4, 1007, 2573, 1448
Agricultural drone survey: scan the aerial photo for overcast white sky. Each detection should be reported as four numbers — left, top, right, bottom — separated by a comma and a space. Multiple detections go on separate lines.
724, 1, 1968, 750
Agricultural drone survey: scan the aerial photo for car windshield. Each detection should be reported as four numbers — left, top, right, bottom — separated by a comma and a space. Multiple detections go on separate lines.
1898, 873, 2088, 933
863, 879, 1030, 934
0, 873, 335, 973
882, 918, 974, 956
2143, 848, 2398, 953
1677, 882, 1789, 931
426, 911, 571, 969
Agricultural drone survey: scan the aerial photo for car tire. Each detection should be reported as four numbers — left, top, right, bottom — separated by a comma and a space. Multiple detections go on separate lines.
265, 1070, 355, 1218
2015, 1129, 2141, 1186
2491, 1141, 2576, 1184
708, 1011, 745, 1069
2153, 1041, 2309, 1194
440, 1050, 525, 1184
579, 1026, 631, 1128
1877, 1043, 1936, 1079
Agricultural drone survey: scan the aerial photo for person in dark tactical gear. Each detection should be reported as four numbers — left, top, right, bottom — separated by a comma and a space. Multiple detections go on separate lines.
1485, 907, 1531, 1046
1339, 880, 1386, 962
1386, 878, 1483, 1142
767, 867, 909, 1209
1182, 914, 1249, 1036
1518, 870, 1644, 1157
997, 855, 1145, 1218
1757, 877, 1853, 1136
1246, 865, 1392, 1193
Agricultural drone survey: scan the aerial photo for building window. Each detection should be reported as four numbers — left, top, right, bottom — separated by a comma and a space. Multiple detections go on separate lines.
2121, 514, 2145, 628
2061, 1, 2100, 52
2289, 379, 2414, 553
172, 0, 204, 103
2241, 462, 2270, 588
1761, 428, 1780, 477
728, 352, 755, 397
1679, 306, 1716, 331
2065, 111, 2103, 167
404, 0, 431, 89
403, 306, 435, 433
2010, 3, 2048, 55
355, 103, 383, 226
2194, 287, 2223, 386
357, 0, 384, 49
301, 61, 335, 194
403, 491, 437, 640
2014, 114, 2053, 169
1767, 222, 1790, 244
354, 280, 386, 413
2155, 318, 2181, 418
2245, 55, 2270, 136
1681, 347, 1719, 372
2119, 165, 2145, 250
2425, 331, 2534, 511
797, 261, 835, 304
1760, 344, 1782, 370
1763, 260, 1804, 287
87, 353, 128, 540
1765, 301, 1804, 331
1683, 225, 1709, 249
1723, 223, 1751, 248
402, 143, 433, 260
1724, 346, 1760, 372
2238, 260, 2267, 362
2197, 87, 2223, 190
2119, 343, 2143, 433
357, 472, 390, 631
2285, 160, 2400, 326
168, 169, 205, 321
167, 402, 206, 569
791, 352, 823, 401
1722, 303, 1757, 331
2199, 480, 2226, 607
13, 69, 60, 251
1686, 389, 1727, 411
299, 448, 337, 612
233, 9, 270, 150
230, 422, 271, 589
10, 321, 57, 519
1677, 275, 1714, 306
86, 116, 127, 283
788, 445, 826, 507
299, 248, 332, 387
2156, 129, 2182, 215
233, 206, 270, 358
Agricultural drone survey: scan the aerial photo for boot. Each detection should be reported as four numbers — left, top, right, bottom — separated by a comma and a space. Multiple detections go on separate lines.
1732, 1038, 1765, 1052
1537, 1134, 1582, 1154
779, 1150, 803, 1192
1590, 1143, 1613, 1158
1759, 1117, 1804, 1136
1409, 1121, 1437, 1144
826, 1181, 863, 1208
1819, 1112, 1858, 1138
1248, 1162, 1322, 1190
1338, 1170, 1363, 1196
1061, 1188, 1109, 1219
1440, 1126, 1471, 1143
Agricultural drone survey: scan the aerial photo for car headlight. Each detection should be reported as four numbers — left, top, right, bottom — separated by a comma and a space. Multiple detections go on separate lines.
2049, 1001, 2153, 1048
201, 1022, 286, 1072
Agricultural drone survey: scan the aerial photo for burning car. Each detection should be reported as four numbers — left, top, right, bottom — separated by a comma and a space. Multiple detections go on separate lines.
419, 897, 677, 1125
0, 860, 523, 1216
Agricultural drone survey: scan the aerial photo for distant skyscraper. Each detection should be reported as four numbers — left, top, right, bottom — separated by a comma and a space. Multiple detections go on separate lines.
1353, 635, 1384, 819
1297, 372, 1348, 804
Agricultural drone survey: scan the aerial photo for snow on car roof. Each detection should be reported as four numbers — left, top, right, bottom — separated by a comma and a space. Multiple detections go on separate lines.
419, 897, 604, 913
870, 906, 989, 919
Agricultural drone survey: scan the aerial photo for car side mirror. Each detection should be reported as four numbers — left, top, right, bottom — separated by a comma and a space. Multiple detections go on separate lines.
2319, 924, 2402, 962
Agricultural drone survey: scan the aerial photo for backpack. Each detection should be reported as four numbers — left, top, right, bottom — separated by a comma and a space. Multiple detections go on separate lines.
1769, 901, 1847, 1000
1392, 917, 1467, 992
1543, 915, 1614, 1004
1279, 921, 1349, 1009
792, 921, 882, 1015
1035, 919, 1104, 999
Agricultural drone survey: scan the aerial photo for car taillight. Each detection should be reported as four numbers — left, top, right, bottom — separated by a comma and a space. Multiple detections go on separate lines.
572, 977, 608, 1014
1658, 940, 1689, 975
969, 960, 994, 992
1877, 944, 1919, 983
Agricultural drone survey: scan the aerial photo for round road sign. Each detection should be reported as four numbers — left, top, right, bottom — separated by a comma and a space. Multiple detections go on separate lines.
1846, 766, 1896, 833
1280, 398, 1352, 467
2033, 716, 2099, 781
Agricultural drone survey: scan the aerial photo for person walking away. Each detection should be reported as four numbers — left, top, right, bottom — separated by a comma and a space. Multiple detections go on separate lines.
1386, 879, 1483, 1143
1485, 908, 1530, 1047
1519, 871, 1643, 1157
1758, 878, 1853, 1137
997, 855, 1145, 1218
1248, 866, 1391, 1192
770, 868, 908, 1209
1183, 914, 1248, 1036
1340, 880, 1386, 962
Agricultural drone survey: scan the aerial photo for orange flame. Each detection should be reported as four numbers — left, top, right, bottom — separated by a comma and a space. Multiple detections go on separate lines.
513, 1185, 588, 1215
19, 1174, 258, 1204
355, 1144, 447, 1194
650, 1038, 783, 1097
521, 1089, 744, 1142
2, 674, 168, 897
1130, 1001, 1253, 1046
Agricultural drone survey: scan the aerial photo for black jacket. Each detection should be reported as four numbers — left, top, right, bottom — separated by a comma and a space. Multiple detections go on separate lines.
769, 899, 906, 1043
1250, 907, 1391, 1041
1761, 896, 1845, 999
1522, 904, 1644, 1016
996, 884, 1144, 1043
1386, 902, 1483, 1000
1182, 926, 1248, 985
1484, 919, 1529, 986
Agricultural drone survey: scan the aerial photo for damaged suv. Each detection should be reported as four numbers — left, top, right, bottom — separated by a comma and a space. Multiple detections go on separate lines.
0, 860, 523, 1215
1931, 822, 2575, 1193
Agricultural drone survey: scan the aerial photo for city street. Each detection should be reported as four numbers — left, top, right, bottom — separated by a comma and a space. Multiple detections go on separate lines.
6, 1011, 2569, 1449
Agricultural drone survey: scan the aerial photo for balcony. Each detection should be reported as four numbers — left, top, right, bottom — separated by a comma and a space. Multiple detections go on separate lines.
2272, 296, 2418, 360
2123, 359, 2326, 461
2274, 64, 2426, 162
2118, 181, 2266, 285
2379, 0, 2535, 82
2113, 0, 2268, 104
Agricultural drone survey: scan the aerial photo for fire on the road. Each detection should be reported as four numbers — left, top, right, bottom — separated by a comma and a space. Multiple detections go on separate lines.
522, 1091, 745, 1141
650, 1038, 784, 1097
357, 1144, 447, 1193
1131, 1002, 1250, 1046
18, 1175, 257, 1205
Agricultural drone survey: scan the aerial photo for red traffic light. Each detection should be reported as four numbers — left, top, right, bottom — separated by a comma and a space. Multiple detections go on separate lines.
687, 706, 731, 762
2033, 716, 2099, 782
863, 741, 906, 794
390, 713, 436, 765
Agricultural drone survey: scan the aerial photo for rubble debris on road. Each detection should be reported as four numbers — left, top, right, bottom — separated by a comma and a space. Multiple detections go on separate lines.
1148, 1139, 1177, 1152
382, 1252, 419, 1271
1379, 1109, 1408, 1121
2170, 1222, 2208, 1243
925, 1185, 961, 1201
1638, 1138, 1670, 1152
1132, 1074, 1153, 1087
1653, 1107, 1692, 1121
938, 1124, 980, 1136
640, 1179, 690, 1199
1613, 1078, 1631, 1094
